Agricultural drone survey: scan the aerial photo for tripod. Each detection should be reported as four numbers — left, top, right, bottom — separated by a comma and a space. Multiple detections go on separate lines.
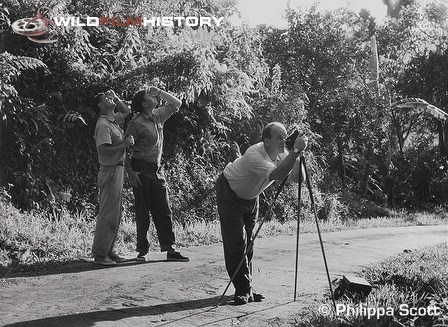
294, 156, 336, 310
217, 156, 336, 310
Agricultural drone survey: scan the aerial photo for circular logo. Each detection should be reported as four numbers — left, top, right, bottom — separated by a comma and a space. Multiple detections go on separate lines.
11, 7, 59, 44
318, 304, 332, 316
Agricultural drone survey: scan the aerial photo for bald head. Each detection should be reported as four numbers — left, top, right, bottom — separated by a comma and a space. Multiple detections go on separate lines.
262, 122, 287, 142
262, 122, 288, 159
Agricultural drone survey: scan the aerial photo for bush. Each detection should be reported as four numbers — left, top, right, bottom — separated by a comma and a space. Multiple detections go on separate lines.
0, 197, 95, 271
303, 243, 448, 327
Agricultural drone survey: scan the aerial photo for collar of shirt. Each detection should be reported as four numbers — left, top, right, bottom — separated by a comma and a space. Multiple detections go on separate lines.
261, 142, 280, 163
139, 112, 156, 121
99, 115, 116, 123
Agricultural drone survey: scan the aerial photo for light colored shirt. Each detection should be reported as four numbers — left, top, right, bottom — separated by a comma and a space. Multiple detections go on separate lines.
126, 104, 177, 164
223, 142, 287, 200
95, 114, 125, 166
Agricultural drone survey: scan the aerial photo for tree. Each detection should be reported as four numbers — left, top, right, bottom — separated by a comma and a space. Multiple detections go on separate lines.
0, 0, 276, 217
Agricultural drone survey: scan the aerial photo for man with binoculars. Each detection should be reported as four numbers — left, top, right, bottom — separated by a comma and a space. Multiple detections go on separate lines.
91, 90, 134, 266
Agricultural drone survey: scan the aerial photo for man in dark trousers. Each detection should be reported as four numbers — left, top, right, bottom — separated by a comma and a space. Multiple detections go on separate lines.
126, 86, 189, 262
216, 122, 307, 304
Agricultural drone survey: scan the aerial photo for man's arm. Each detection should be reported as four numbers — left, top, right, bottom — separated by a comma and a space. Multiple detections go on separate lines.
115, 98, 130, 116
269, 151, 301, 181
98, 135, 134, 157
123, 122, 141, 187
149, 86, 181, 109
288, 158, 305, 183
105, 90, 131, 116
125, 154, 141, 187
269, 136, 307, 181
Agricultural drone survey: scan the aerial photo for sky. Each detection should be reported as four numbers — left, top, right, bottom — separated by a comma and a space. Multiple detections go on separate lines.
231, 0, 391, 27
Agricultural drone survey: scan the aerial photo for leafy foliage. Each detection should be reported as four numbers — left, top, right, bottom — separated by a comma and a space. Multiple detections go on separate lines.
1, 0, 448, 220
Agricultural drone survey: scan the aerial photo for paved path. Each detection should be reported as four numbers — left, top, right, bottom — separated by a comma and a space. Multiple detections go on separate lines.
0, 225, 446, 326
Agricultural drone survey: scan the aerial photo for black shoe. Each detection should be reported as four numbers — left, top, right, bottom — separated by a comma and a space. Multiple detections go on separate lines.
135, 254, 146, 262
233, 294, 249, 305
109, 252, 127, 263
94, 256, 117, 266
167, 251, 190, 262
135, 247, 148, 262
136, 247, 148, 256
249, 291, 265, 302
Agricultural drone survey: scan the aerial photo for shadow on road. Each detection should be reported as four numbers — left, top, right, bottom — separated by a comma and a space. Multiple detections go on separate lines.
0, 259, 167, 279
3, 295, 233, 327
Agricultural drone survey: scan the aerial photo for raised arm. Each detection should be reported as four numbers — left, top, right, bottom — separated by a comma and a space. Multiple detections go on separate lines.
269, 136, 307, 181
149, 86, 181, 109
105, 90, 131, 116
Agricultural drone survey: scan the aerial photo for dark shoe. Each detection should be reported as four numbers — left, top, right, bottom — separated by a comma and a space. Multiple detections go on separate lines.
109, 253, 126, 263
249, 291, 265, 302
136, 247, 148, 257
233, 294, 249, 305
167, 251, 190, 262
94, 256, 117, 266
135, 247, 149, 261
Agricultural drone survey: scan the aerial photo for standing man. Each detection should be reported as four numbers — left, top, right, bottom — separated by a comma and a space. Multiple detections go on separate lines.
91, 90, 134, 266
126, 86, 189, 262
216, 122, 307, 305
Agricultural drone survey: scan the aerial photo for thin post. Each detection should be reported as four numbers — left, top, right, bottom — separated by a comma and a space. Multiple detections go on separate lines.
293, 156, 304, 301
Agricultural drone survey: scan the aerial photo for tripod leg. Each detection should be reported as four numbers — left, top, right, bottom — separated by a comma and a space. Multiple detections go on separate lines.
293, 156, 303, 301
217, 176, 289, 307
302, 157, 337, 311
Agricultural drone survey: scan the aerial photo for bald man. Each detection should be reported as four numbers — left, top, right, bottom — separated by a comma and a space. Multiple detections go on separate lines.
216, 122, 307, 305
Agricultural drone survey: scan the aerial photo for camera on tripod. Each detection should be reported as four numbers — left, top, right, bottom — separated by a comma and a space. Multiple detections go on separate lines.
285, 129, 300, 151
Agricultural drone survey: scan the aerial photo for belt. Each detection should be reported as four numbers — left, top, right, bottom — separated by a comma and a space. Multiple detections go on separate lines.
131, 159, 159, 169
219, 173, 254, 204
101, 161, 124, 167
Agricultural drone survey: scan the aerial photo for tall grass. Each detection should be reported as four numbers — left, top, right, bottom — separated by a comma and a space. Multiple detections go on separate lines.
297, 243, 448, 327
0, 201, 94, 268
0, 197, 446, 275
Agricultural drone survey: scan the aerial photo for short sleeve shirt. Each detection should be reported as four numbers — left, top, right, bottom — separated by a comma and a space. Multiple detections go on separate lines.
94, 114, 125, 166
223, 142, 288, 200
125, 104, 177, 164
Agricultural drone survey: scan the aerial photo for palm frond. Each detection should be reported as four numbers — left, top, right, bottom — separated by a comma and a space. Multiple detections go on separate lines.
0, 52, 47, 72
58, 111, 88, 127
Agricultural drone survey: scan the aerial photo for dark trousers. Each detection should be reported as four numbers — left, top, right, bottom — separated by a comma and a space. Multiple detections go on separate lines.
216, 174, 259, 295
131, 159, 175, 253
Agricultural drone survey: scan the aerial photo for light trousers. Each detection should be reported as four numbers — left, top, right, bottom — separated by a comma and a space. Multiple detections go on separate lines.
92, 165, 124, 258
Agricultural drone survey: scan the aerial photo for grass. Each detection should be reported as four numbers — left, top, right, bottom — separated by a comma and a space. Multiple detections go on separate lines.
0, 197, 446, 277
0, 198, 446, 325
293, 243, 448, 327
258, 210, 447, 237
